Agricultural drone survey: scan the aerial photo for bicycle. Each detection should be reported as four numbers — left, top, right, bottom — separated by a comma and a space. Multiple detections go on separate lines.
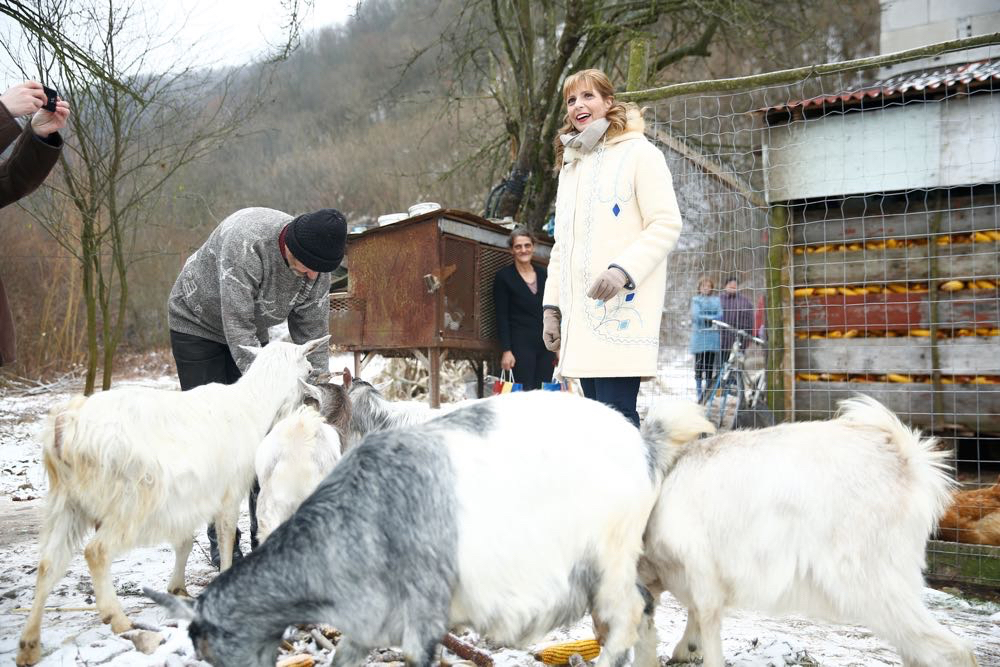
698, 319, 773, 431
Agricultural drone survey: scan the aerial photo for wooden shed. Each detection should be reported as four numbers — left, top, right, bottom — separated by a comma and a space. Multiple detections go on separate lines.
329, 209, 551, 406
760, 60, 1000, 433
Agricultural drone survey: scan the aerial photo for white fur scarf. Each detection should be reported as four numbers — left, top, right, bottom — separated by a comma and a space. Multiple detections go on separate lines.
560, 117, 610, 167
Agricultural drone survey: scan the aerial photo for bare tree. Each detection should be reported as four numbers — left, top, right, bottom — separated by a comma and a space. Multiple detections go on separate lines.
9, 0, 280, 393
409, 0, 852, 231
1, 0, 125, 92
1, 0, 312, 86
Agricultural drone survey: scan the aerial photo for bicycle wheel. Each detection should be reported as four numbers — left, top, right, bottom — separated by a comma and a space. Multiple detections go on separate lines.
717, 371, 745, 431
699, 367, 722, 405
701, 369, 730, 427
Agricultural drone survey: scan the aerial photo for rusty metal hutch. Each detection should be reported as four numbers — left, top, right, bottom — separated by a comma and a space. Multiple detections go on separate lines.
329, 209, 551, 406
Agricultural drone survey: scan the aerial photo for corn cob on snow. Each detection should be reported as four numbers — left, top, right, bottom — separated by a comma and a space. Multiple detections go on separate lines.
534, 639, 601, 665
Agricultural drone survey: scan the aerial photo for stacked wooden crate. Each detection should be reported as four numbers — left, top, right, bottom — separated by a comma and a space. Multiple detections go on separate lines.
790, 192, 1000, 432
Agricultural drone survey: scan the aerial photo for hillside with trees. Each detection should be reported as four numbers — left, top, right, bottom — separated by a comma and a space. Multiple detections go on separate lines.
0, 0, 879, 381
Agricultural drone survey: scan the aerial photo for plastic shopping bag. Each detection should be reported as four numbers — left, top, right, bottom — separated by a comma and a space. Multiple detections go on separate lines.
542, 370, 568, 392
493, 369, 523, 394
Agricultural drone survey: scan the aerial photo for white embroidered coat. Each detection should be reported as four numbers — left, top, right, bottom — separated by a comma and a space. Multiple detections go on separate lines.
543, 112, 682, 378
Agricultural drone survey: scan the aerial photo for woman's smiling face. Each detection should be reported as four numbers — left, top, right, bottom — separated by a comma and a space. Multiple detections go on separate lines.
510, 234, 534, 264
566, 83, 612, 132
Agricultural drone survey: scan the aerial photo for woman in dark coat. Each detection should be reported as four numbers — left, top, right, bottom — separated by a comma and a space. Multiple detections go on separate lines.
0, 81, 69, 367
493, 226, 555, 390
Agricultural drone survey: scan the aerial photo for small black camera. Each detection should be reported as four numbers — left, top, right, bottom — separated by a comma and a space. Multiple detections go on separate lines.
41, 85, 58, 112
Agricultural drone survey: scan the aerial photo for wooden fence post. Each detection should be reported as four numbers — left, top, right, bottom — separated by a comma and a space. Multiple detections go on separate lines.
626, 38, 649, 92
766, 203, 789, 420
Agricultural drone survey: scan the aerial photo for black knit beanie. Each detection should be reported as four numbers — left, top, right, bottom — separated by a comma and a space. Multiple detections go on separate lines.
285, 209, 347, 272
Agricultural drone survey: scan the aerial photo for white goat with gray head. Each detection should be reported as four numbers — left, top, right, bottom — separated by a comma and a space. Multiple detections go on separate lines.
345, 378, 443, 448
634, 395, 978, 667
147, 391, 710, 667
345, 374, 479, 451
15, 336, 329, 667
255, 374, 350, 543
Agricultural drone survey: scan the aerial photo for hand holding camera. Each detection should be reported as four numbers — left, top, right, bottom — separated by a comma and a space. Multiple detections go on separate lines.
29, 84, 70, 138
0, 80, 69, 138
0, 81, 48, 117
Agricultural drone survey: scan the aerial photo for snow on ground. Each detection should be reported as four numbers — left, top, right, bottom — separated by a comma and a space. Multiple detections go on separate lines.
0, 353, 998, 666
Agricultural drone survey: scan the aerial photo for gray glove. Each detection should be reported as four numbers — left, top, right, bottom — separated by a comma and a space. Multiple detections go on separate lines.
542, 307, 561, 352
586, 267, 628, 301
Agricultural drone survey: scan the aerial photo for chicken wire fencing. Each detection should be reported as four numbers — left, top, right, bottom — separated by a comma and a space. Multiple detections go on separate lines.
638, 46, 1000, 587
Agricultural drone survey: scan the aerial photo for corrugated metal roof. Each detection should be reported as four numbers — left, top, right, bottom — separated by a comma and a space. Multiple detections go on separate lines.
762, 59, 1000, 122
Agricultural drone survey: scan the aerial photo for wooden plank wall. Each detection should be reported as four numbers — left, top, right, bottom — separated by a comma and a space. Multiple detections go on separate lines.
794, 243, 998, 285
795, 337, 1000, 376
793, 291, 999, 332
790, 194, 999, 245
795, 381, 1000, 431
790, 190, 999, 431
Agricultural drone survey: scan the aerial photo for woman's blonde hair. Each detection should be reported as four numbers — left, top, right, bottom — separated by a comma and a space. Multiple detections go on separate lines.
697, 275, 715, 292
553, 69, 632, 171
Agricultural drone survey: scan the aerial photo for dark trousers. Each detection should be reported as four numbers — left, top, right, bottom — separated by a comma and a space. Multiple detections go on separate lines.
580, 376, 641, 429
169, 330, 259, 558
510, 342, 556, 390
694, 350, 717, 401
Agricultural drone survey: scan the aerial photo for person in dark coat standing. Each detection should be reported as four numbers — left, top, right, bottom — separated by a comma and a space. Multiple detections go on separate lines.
493, 226, 555, 390
0, 80, 70, 367
719, 275, 754, 358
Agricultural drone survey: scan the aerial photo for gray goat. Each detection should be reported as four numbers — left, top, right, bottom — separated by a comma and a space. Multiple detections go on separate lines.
147, 392, 709, 667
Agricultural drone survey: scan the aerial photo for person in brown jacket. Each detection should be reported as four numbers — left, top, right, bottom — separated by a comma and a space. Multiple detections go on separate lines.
0, 80, 70, 366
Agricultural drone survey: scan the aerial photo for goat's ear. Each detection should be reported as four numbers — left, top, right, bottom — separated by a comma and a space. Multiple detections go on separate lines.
342, 366, 353, 388
299, 378, 323, 403
301, 335, 331, 356
143, 587, 196, 621
239, 345, 262, 359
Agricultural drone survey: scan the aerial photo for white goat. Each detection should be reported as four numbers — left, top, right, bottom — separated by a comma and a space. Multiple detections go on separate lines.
255, 405, 343, 543
635, 395, 978, 667
256, 375, 445, 543
15, 336, 329, 667
255, 376, 350, 543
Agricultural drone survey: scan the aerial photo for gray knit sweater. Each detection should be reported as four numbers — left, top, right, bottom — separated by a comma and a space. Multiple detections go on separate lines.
167, 207, 332, 374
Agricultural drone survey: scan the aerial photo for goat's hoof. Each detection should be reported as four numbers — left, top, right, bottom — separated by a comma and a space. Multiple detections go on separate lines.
668, 645, 701, 664
167, 586, 191, 598
111, 616, 133, 634
15, 640, 40, 666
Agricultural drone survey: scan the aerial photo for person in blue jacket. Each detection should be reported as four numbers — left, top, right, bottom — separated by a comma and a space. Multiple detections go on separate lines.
493, 226, 555, 390
690, 275, 722, 401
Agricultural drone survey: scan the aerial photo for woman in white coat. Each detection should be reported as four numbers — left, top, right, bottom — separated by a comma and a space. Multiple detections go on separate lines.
541, 69, 682, 428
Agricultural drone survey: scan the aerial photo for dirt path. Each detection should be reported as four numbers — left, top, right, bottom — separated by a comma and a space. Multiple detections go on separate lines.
0, 497, 40, 549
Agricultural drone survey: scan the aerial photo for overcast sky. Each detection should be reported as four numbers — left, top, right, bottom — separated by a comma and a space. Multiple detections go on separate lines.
0, 0, 358, 84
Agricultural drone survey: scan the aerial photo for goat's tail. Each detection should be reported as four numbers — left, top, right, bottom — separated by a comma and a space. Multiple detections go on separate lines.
282, 405, 324, 449
641, 399, 715, 478
38, 395, 92, 558
41, 395, 88, 490
836, 394, 956, 527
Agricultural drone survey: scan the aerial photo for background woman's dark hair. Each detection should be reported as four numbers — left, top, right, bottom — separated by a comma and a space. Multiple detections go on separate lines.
507, 225, 536, 248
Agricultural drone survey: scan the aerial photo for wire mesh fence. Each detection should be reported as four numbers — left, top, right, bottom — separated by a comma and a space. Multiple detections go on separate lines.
639, 42, 1000, 586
